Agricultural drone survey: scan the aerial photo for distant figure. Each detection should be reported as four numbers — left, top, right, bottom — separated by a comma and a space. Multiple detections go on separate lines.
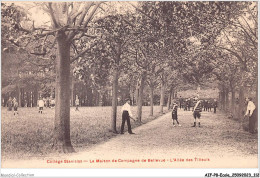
120, 98, 135, 134
187, 98, 191, 111
51, 98, 55, 108
204, 100, 208, 111
213, 99, 218, 113
184, 99, 188, 111
179, 96, 183, 109
192, 97, 202, 127
7, 97, 12, 111
208, 101, 212, 112
38, 98, 44, 114
13, 98, 18, 116
172, 103, 181, 127
244, 97, 256, 133
75, 95, 80, 111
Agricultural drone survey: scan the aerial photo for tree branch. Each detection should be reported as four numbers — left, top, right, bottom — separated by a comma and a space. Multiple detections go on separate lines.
70, 42, 98, 63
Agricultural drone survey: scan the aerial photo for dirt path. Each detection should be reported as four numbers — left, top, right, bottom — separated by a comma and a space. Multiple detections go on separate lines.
2, 110, 258, 168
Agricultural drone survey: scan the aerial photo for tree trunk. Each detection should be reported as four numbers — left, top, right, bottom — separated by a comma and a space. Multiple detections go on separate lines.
34, 86, 38, 107
71, 76, 74, 106
221, 87, 225, 111
167, 87, 173, 110
149, 85, 154, 116
111, 68, 119, 133
238, 85, 245, 120
225, 88, 229, 112
17, 85, 21, 107
99, 90, 104, 106
137, 72, 146, 122
53, 32, 75, 153
135, 86, 139, 106
160, 82, 165, 113
231, 89, 235, 116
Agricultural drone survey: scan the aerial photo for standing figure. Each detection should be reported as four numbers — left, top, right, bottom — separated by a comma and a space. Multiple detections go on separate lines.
204, 100, 208, 111
38, 98, 44, 114
208, 101, 212, 112
172, 103, 181, 127
7, 97, 12, 111
179, 96, 182, 109
46, 97, 50, 108
188, 98, 192, 111
51, 98, 55, 108
120, 98, 135, 134
192, 97, 202, 127
244, 97, 256, 133
213, 99, 218, 113
184, 99, 187, 111
13, 98, 18, 116
75, 95, 80, 111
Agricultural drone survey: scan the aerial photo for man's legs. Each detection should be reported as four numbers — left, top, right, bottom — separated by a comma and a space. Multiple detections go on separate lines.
126, 116, 133, 134
192, 112, 196, 127
120, 115, 126, 134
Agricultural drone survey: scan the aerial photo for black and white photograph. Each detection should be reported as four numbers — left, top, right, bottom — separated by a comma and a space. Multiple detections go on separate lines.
0, 1, 258, 176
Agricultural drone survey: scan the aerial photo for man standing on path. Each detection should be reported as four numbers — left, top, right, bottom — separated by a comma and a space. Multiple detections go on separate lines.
244, 97, 256, 133
192, 97, 202, 127
120, 98, 135, 134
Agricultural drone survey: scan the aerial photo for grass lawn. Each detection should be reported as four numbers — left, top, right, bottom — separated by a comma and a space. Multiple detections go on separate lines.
1, 106, 168, 160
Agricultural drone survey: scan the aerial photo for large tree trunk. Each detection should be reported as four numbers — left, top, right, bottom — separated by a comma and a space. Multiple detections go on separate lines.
137, 72, 146, 122
149, 85, 154, 116
167, 87, 173, 110
53, 32, 75, 153
159, 82, 165, 113
111, 68, 119, 133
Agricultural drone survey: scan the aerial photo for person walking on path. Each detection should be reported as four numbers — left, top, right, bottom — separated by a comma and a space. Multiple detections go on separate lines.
38, 98, 44, 114
75, 95, 80, 111
244, 97, 257, 133
192, 97, 202, 127
120, 98, 135, 134
172, 103, 181, 127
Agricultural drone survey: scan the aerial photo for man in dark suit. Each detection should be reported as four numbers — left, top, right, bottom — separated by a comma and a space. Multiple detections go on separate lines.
120, 98, 135, 134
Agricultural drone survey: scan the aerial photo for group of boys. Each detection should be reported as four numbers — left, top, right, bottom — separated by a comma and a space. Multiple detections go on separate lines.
172, 97, 202, 127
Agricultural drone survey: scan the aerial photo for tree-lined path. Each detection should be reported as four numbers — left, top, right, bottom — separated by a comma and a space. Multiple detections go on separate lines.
2, 110, 257, 168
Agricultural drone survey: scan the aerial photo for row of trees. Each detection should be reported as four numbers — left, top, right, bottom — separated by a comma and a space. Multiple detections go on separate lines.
1, 2, 257, 152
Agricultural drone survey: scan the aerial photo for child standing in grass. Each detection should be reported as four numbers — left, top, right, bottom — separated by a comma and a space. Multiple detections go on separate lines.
13, 99, 18, 116
172, 103, 181, 127
38, 98, 44, 114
